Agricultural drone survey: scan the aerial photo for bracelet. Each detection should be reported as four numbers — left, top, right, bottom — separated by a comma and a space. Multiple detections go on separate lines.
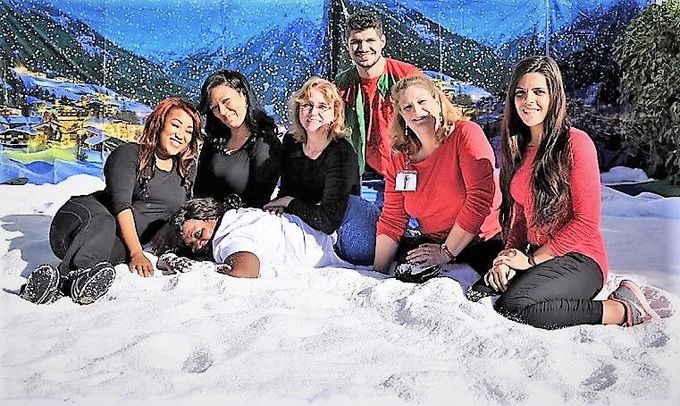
440, 243, 456, 262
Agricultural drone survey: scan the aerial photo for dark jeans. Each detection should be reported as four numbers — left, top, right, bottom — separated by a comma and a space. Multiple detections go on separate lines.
50, 195, 127, 274
494, 253, 604, 330
395, 234, 504, 274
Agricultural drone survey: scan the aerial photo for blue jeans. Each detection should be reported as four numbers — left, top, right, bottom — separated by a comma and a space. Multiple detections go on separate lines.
335, 195, 380, 266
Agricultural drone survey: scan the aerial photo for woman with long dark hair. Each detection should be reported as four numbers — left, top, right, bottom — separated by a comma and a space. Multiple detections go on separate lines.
194, 70, 281, 207
20, 97, 201, 305
483, 55, 659, 329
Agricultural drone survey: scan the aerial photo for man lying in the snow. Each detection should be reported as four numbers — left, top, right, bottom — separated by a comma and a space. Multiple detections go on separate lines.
158, 197, 355, 277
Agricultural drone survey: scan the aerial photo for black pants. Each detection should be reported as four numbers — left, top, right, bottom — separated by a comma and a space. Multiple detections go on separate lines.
50, 195, 127, 274
396, 234, 504, 274
494, 253, 604, 330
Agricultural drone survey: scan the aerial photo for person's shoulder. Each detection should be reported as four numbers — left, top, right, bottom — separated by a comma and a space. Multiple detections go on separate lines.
108, 142, 140, 161
386, 58, 420, 76
335, 66, 359, 88
329, 137, 357, 157
567, 127, 596, 150
251, 109, 275, 132
452, 119, 484, 141
112, 141, 140, 154
281, 132, 302, 150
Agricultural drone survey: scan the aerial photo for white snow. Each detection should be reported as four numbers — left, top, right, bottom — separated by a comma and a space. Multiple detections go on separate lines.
1, 172, 679, 405
601, 166, 651, 184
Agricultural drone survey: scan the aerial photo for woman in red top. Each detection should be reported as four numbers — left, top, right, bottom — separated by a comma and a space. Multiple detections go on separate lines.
374, 75, 502, 279
483, 55, 659, 329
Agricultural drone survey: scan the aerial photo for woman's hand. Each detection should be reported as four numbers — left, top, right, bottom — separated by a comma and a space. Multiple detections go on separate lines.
263, 196, 294, 216
494, 248, 532, 271
129, 250, 154, 277
406, 243, 451, 267
483, 262, 516, 292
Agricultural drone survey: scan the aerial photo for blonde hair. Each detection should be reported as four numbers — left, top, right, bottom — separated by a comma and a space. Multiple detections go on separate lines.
288, 77, 351, 142
389, 75, 464, 155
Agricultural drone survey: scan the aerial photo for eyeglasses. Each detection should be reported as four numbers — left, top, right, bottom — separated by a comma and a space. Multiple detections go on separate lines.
299, 102, 332, 113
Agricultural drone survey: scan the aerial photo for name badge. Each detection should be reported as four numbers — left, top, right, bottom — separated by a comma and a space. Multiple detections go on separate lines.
395, 170, 417, 191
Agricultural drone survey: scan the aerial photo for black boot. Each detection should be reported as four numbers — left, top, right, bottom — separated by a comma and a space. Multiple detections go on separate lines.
19, 264, 62, 304
70, 261, 116, 305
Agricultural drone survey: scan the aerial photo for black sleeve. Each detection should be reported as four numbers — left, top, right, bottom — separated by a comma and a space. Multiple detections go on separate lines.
103, 143, 139, 216
286, 140, 359, 234
243, 131, 282, 208
276, 133, 297, 198
192, 143, 213, 199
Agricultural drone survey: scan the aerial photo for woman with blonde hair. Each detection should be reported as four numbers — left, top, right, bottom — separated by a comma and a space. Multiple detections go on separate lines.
375, 75, 502, 281
264, 77, 379, 265
20, 97, 201, 305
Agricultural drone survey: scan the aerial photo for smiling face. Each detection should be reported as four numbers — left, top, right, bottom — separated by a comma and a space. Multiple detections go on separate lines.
181, 218, 217, 257
156, 108, 194, 158
396, 85, 441, 132
208, 84, 248, 129
514, 72, 550, 138
298, 88, 334, 136
347, 28, 386, 70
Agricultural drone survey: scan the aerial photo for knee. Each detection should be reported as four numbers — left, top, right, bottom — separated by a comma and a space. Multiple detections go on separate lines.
494, 289, 535, 318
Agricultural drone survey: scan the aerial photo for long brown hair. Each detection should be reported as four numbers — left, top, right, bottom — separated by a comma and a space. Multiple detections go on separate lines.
500, 55, 571, 237
138, 97, 202, 194
389, 75, 464, 155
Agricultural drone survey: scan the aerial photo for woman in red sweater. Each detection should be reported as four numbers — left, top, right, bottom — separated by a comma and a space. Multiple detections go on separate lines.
374, 75, 502, 279
483, 55, 659, 329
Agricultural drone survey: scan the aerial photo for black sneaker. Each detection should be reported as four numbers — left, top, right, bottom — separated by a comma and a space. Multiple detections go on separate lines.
19, 264, 61, 304
70, 261, 115, 305
394, 262, 441, 283
609, 279, 660, 327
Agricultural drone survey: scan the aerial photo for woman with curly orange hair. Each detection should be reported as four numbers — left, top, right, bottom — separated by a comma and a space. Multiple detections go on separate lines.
19, 97, 201, 305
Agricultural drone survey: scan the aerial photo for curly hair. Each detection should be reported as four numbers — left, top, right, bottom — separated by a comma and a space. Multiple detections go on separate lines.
198, 69, 277, 154
137, 97, 201, 195
388, 75, 464, 155
287, 77, 351, 143
500, 55, 572, 237
347, 10, 383, 35
172, 195, 244, 234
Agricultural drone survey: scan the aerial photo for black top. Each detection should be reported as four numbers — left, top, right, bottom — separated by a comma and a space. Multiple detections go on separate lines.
93, 143, 188, 244
194, 131, 281, 208
278, 133, 360, 234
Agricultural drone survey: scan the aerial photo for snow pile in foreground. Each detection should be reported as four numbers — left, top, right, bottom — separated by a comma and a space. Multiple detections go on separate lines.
1, 174, 678, 405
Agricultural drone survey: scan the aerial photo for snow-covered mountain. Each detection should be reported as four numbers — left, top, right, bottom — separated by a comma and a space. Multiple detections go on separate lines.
170, 17, 330, 120
0, 0, 187, 106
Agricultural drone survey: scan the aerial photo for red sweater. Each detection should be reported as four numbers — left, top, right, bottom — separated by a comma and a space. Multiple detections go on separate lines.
505, 127, 609, 278
377, 120, 501, 242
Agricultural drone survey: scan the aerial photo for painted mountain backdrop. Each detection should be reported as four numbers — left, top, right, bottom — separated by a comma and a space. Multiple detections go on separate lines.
0, 0, 651, 184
